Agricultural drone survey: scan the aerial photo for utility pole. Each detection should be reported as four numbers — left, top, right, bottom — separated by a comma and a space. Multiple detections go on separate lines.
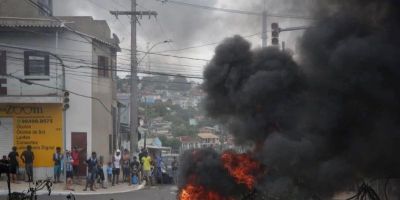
110, 0, 157, 154
261, 0, 267, 47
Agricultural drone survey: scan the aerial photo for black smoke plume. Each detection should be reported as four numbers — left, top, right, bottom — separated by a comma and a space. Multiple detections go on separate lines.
178, 149, 250, 199
194, 0, 400, 199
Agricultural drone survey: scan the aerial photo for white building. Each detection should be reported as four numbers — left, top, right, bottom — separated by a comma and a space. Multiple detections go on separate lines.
0, 0, 120, 179
179, 133, 221, 152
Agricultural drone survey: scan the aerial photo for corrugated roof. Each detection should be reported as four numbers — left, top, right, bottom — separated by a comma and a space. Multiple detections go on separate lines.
0, 17, 63, 28
0, 17, 120, 50
198, 133, 220, 139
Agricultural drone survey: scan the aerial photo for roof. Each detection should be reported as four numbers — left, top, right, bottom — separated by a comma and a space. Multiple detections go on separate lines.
0, 17, 63, 28
0, 16, 120, 50
179, 136, 198, 143
198, 133, 219, 139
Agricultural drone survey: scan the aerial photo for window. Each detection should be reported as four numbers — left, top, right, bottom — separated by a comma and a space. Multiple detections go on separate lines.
0, 51, 7, 95
0, 51, 5, 75
98, 56, 109, 77
24, 51, 50, 76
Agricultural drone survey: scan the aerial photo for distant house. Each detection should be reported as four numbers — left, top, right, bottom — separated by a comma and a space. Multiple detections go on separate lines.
197, 133, 221, 148
179, 136, 200, 152
179, 132, 221, 152
199, 126, 220, 134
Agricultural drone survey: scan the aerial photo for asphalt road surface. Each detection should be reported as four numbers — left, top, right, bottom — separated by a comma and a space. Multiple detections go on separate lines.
0, 185, 178, 200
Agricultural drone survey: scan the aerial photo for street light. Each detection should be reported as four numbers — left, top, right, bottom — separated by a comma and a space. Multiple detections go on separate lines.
137, 39, 172, 65
135, 39, 172, 150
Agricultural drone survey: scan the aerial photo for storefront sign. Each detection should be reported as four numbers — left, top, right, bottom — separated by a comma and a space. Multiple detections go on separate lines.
0, 104, 62, 167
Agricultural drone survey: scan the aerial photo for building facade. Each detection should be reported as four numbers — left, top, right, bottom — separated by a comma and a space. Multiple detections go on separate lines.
0, 0, 119, 179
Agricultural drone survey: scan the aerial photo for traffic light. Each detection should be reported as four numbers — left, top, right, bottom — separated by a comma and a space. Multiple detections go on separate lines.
271, 22, 280, 46
63, 91, 70, 110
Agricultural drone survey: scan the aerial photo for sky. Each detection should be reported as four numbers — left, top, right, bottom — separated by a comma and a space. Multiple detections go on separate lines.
53, 0, 315, 79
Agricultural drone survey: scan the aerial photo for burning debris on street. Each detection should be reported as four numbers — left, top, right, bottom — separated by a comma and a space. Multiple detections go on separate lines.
178, 149, 264, 200
178, 0, 400, 199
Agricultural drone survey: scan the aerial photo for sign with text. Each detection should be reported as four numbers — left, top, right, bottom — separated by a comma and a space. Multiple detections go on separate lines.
0, 104, 62, 167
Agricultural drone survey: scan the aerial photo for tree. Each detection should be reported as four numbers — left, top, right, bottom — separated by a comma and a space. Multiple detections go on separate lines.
159, 135, 182, 151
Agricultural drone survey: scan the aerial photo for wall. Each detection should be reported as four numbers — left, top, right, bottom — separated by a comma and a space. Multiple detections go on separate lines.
58, 31, 93, 159
91, 40, 117, 162
0, 29, 94, 179
0, 32, 63, 97
0, 0, 44, 18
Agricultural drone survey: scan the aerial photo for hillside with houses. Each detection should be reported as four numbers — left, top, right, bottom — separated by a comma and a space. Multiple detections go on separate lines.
117, 75, 238, 154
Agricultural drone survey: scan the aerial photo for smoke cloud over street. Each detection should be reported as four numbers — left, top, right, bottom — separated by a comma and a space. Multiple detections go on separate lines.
178, 0, 400, 199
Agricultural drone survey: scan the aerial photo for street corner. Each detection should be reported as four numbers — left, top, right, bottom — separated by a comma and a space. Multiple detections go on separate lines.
0, 182, 146, 196
51, 182, 146, 196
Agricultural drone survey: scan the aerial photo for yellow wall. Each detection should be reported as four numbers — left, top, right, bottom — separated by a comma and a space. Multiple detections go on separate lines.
0, 104, 62, 167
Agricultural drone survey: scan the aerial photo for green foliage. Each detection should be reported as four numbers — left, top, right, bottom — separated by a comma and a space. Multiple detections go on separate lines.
159, 135, 182, 151
171, 123, 197, 137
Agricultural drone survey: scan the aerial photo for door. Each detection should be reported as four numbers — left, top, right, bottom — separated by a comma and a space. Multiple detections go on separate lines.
0, 118, 13, 157
71, 132, 87, 176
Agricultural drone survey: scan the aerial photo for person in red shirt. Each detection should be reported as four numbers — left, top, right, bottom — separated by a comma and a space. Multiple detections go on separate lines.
71, 146, 81, 184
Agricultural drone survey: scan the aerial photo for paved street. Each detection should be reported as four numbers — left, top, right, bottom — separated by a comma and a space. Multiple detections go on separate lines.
0, 185, 178, 200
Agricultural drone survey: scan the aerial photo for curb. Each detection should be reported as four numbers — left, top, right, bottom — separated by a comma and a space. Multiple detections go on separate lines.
0, 183, 145, 196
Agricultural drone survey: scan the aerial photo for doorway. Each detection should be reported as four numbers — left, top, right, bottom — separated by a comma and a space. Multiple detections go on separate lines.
71, 132, 87, 176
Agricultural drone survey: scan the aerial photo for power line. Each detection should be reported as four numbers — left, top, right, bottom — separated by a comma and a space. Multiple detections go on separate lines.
158, 0, 316, 20
5, 52, 203, 79
155, 32, 260, 53
6, 74, 112, 114
4, 53, 204, 79
158, 0, 260, 16
136, 50, 210, 61
6, 26, 212, 63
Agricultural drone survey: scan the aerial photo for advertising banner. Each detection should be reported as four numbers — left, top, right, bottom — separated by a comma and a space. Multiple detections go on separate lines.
0, 104, 62, 167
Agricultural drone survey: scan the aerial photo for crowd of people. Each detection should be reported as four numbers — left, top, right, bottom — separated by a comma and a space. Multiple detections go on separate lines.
1, 145, 179, 192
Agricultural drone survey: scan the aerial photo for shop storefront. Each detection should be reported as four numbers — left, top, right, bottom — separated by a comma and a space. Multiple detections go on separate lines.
0, 104, 63, 168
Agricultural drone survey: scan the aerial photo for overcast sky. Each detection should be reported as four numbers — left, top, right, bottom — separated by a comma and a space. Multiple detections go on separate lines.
53, 0, 315, 79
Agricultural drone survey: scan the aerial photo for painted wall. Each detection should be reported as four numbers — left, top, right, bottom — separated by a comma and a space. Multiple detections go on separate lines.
0, 30, 93, 179
91, 40, 117, 162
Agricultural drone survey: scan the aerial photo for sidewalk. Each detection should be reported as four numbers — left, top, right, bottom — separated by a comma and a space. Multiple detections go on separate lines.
0, 180, 145, 196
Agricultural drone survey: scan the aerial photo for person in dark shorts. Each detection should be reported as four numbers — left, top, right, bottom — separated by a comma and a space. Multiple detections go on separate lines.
53, 147, 63, 183
8, 146, 19, 183
64, 150, 74, 191
83, 152, 98, 191
21, 145, 34, 182
129, 156, 141, 185
112, 149, 121, 186
0, 156, 9, 180
96, 160, 106, 189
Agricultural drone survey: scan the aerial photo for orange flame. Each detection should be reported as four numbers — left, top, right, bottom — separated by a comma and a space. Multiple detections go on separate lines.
221, 152, 261, 189
179, 184, 233, 200
179, 151, 262, 200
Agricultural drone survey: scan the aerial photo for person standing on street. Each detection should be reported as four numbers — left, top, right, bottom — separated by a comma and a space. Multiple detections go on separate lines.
129, 156, 141, 185
71, 146, 81, 184
20, 145, 34, 182
171, 157, 179, 185
8, 146, 19, 184
83, 152, 98, 191
138, 148, 145, 182
122, 149, 130, 183
106, 162, 112, 184
53, 147, 63, 183
141, 151, 152, 186
112, 149, 121, 186
64, 150, 74, 191
96, 160, 106, 189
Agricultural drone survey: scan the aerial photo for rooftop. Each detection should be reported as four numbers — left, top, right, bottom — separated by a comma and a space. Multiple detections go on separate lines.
198, 133, 219, 139
0, 16, 120, 50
